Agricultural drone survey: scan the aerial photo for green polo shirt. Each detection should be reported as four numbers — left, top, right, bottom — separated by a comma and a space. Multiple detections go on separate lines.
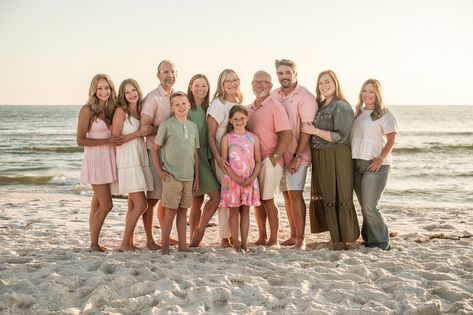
155, 117, 199, 181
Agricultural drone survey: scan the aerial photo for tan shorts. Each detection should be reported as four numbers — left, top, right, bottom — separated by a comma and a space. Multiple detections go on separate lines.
258, 157, 283, 200
279, 165, 308, 192
162, 175, 193, 209
147, 150, 163, 200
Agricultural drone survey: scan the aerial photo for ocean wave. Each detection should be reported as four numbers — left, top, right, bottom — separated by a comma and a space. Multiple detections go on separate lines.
25, 146, 83, 153
400, 131, 473, 136
0, 174, 79, 186
394, 144, 473, 154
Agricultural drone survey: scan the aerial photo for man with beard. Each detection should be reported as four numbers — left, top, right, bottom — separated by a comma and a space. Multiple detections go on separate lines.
141, 60, 177, 250
247, 70, 292, 247
270, 59, 317, 249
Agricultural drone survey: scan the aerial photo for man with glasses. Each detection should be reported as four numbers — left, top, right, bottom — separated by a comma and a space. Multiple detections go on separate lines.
141, 60, 177, 250
271, 59, 317, 249
247, 70, 292, 247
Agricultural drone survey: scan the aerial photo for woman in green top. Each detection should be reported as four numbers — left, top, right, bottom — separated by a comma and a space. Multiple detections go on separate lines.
187, 74, 221, 247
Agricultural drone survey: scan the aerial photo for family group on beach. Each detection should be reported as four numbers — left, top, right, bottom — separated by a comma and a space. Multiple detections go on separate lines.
76, 59, 398, 255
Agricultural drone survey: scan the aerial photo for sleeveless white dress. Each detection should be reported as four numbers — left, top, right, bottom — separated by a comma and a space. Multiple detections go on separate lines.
115, 115, 154, 194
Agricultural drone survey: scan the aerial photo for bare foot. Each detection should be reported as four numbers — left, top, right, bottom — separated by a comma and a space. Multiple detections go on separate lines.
221, 238, 232, 248
255, 238, 267, 246
118, 245, 135, 252
146, 242, 161, 251
190, 229, 204, 247
281, 237, 297, 246
89, 244, 107, 252
233, 241, 241, 252
294, 240, 306, 250
266, 239, 280, 248
161, 246, 170, 255
331, 242, 349, 250
241, 244, 248, 252
169, 238, 179, 246
178, 246, 192, 252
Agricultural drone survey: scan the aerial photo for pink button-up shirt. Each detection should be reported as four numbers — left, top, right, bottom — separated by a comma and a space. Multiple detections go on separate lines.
141, 85, 173, 149
247, 96, 291, 167
270, 84, 318, 167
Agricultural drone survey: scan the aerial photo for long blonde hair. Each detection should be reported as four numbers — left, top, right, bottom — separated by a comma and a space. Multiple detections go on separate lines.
117, 78, 144, 120
355, 79, 387, 120
212, 69, 243, 104
86, 74, 117, 128
315, 70, 346, 106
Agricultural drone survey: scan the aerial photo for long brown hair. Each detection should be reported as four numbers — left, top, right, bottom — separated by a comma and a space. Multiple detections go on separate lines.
187, 74, 210, 111
86, 74, 117, 129
355, 79, 387, 120
315, 70, 346, 106
117, 78, 144, 120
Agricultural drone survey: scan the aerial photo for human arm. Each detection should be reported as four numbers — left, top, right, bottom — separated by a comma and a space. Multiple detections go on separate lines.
368, 132, 397, 172
112, 108, 153, 144
208, 115, 230, 174
193, 148, 199, 192
288, 132, 311, 174
270, 129, 292, 167
220, 134, 244, 185
242, 135, 262, 187
76, 105, 123, 147
140, 114, 158, 137
150, 143, 170, 180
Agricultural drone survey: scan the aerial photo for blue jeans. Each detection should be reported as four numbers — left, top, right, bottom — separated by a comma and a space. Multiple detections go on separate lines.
353, 159, 390, 250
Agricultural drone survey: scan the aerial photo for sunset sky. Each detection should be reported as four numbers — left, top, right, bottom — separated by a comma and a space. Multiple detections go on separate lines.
1, 0, 472, 106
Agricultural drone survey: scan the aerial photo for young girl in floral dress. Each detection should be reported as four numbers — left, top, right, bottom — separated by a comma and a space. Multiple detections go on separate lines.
219, 105, 261, 252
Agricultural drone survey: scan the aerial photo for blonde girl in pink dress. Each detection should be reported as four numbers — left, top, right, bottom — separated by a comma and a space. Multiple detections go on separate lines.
219, 105, 262, 252
77, 74, 123, 252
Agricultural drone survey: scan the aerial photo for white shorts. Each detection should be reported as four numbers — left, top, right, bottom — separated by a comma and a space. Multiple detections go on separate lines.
258, 157, 283, 200
279, 165, 308, 192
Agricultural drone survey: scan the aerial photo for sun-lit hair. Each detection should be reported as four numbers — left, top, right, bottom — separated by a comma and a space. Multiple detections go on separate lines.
212, 69, 243, 104
226, 105, 249, 133
355, 79, 388, 120
169, 91, 189, 104
187, 74, 210, 111
315, 70, 346, 106
86, 73, 117, 128
117, 78, 144, 121
157, 60, 175, 73
275, 59, 297, 74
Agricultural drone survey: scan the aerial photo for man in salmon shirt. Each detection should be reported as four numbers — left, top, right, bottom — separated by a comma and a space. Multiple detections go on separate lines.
247, 70, 292, 248
141, 60, 177, 250
270, 59, 318, 249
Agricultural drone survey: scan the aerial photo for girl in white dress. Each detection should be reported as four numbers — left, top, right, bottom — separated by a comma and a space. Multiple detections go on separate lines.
112, 79, 154, 251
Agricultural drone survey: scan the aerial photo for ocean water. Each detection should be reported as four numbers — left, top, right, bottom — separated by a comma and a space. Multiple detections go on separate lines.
0, 105, 472, 208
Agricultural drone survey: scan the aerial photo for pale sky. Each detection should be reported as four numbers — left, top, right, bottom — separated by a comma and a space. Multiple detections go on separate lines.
1, 0, 472, 106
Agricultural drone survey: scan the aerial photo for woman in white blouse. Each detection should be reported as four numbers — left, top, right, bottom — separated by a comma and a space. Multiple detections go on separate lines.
351, 79, 398, 250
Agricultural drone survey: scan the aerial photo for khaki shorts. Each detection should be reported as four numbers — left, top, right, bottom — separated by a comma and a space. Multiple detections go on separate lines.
162, 175, 193, 209
258, 157, 283, 200
279, 165, 308, 192
147, 150, 163, 200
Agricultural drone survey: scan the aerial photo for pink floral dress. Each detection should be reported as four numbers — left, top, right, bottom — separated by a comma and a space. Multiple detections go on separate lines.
219, 132, 261, 208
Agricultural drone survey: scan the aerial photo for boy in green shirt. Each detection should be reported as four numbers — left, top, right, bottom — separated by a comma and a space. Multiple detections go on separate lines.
151, 91, 199, 255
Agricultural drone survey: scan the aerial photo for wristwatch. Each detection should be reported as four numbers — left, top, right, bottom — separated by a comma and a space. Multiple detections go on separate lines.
293, 153, 302, 158
272, 153, 281, 161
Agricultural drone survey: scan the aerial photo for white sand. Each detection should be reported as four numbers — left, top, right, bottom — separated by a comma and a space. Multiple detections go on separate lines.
0, 191, 472, 314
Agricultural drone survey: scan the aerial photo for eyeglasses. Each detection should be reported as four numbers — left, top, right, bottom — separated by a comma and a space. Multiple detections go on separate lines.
224, 79, 240, 84
251, 80, 271, 85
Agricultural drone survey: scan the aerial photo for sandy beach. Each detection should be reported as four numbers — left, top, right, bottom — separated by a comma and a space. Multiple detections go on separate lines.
0, 191, 472, 314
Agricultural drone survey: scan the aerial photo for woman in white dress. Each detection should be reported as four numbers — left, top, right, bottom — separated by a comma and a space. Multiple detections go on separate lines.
112, 78, 154, 251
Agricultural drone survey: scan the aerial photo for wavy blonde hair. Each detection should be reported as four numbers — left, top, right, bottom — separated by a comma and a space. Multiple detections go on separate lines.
212, 69, 243, 104
355, 79, 387, 120
117, 78, 144, 121
86, 74, 117, 128
315, 70, 346, 106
